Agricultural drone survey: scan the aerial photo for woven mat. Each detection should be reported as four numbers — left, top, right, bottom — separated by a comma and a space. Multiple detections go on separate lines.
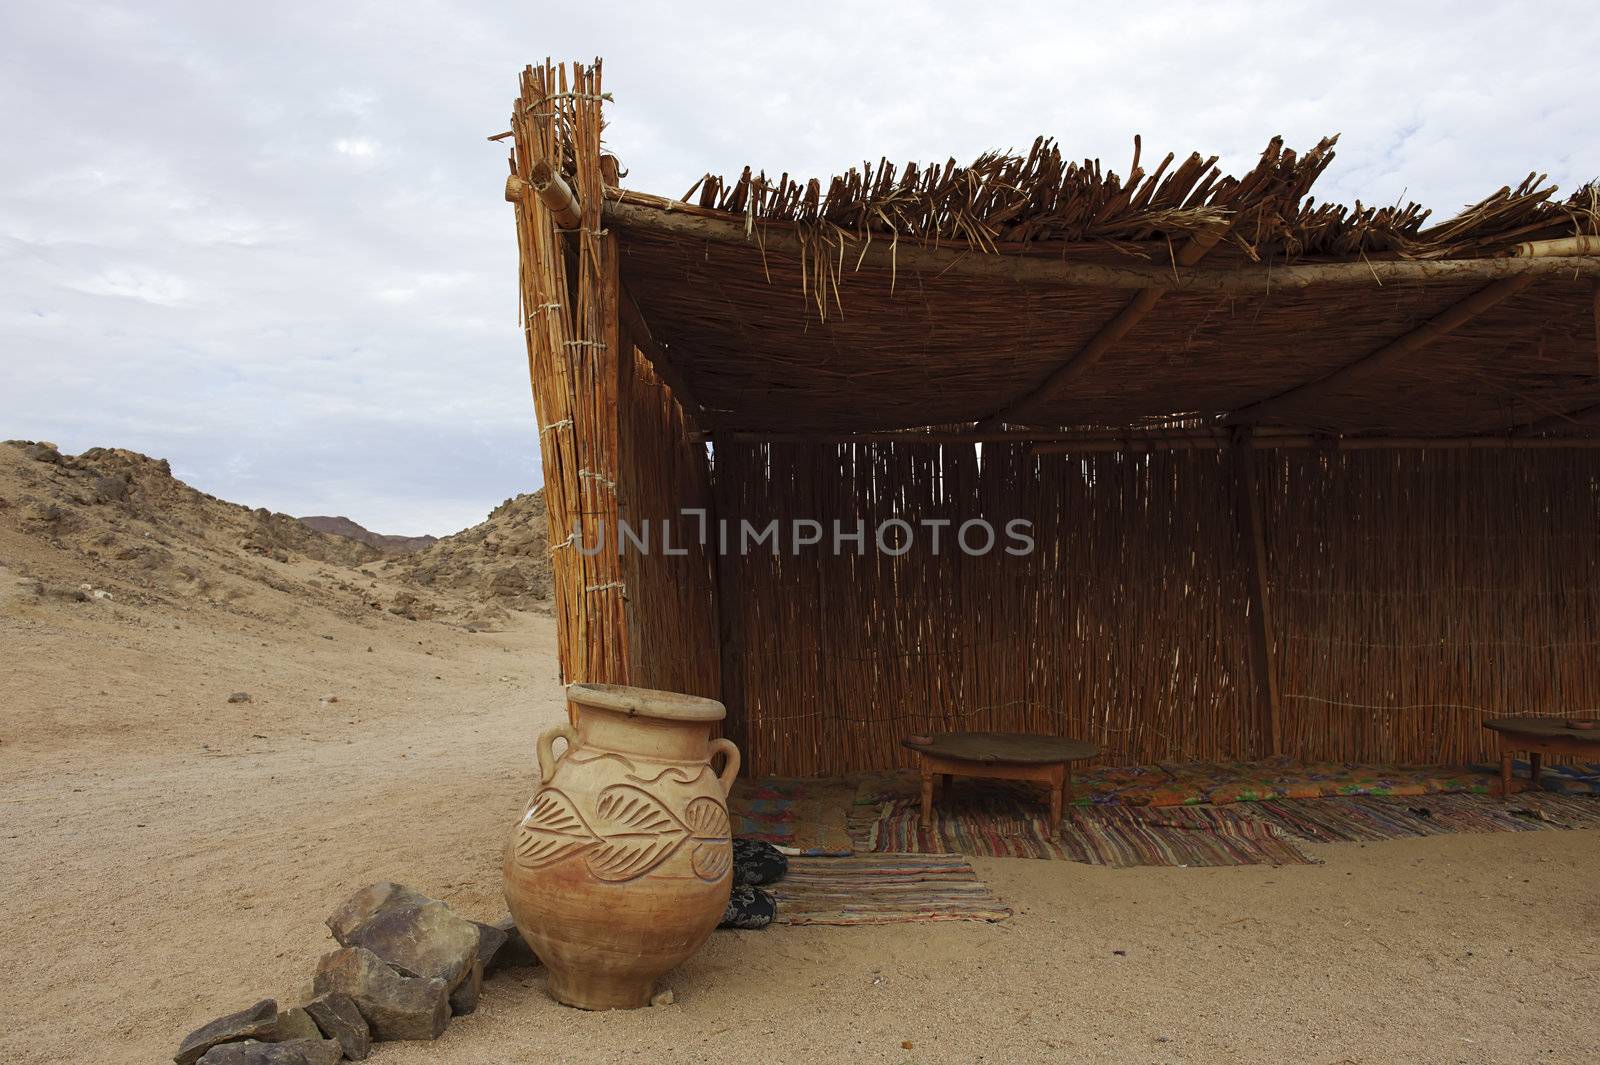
850, 785, 1316, 867
728, 775, 857, 850
1251, 792, 1600, 843
769, 853, 1012, 925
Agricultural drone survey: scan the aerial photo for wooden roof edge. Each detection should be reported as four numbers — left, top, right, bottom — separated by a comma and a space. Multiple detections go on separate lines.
693, 427, 1600, 452
603, 194, 1600, 294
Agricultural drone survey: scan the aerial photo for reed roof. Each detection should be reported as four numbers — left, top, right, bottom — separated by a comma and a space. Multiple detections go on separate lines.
597, 134, 1600, 437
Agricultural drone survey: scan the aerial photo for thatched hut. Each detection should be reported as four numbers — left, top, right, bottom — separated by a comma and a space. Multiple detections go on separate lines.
500, 60, 1600, 779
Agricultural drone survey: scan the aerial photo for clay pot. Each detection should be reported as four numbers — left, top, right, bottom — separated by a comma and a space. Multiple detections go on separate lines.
503, 683, 738, 1010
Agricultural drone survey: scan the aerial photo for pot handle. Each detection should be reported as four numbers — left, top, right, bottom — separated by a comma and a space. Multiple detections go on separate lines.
708, 737, 741, 797
536, 723, 578, 785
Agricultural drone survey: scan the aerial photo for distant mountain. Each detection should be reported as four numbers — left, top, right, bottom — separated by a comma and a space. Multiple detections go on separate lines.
298, 515, 438, 556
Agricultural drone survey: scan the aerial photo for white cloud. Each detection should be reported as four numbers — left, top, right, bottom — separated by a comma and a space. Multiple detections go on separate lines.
66, 268, 192, 306
0, 1, 1596, 535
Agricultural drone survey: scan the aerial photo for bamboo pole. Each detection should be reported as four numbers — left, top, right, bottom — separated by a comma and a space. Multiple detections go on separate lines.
617, 283, 709, 423
692, 428, 1281, 445
529, 159, 582, 229
1232, 433, 1282, 757
1031, 434, 1600, 454
1509, 235, 1600, 257
981, 223, 1229, 426
603, 196, 1600, 292
1511, 401, 1600, 437
1227, 275, 1538, 423
696, 428, 1600, 451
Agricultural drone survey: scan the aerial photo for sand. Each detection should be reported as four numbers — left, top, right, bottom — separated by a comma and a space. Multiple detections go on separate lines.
3, 489, 1598, 1063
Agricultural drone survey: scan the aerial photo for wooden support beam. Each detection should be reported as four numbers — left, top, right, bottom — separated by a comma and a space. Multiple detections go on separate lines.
603, 195, 1600, 293
617, 283, 710, 424
980, 226, 1228, 427
708, 444, 750, 775
1031, 433, 1600, 454
695, 428, 1243, 446
702, 427, 1600, 451
1227, 275, 1537, 424
1510, 400, 1600, 437
1232, 433, 1282, 757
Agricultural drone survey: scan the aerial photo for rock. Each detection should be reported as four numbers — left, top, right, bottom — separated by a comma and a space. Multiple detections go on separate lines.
485, 917, 540, 972
227, 692, 251, 704
35, 581, 89, 603
271, 1008, 321, 1042
328, 884, 478, 994
23, 442, 63, 465
93, 588, 114, 600
447, 957, 482, 1016
319, 694, 338, 705
173, 998, 278, 1065
470, 921, 509, 977
325, 882, 429, 942
196, 1039, 342, 1065
344, 900, 478, 990
93, 474, 130, 503
303, 992, 370, 1061
313, 947, 449, 1042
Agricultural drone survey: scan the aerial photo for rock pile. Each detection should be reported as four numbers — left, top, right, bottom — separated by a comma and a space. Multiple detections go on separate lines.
172, 883, 538, 1064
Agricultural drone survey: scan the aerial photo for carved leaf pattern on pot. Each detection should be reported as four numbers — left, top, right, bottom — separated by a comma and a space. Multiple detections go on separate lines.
586, 785, 692, 882
514, 789, 599, 867
513, 784, 734, 883
686, 795, 733, 883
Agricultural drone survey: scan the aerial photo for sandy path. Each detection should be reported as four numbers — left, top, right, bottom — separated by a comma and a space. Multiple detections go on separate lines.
4, 604, 1598, 1065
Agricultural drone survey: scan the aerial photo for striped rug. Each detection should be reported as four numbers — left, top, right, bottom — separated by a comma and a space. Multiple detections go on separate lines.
1251, 792, 1600, 844
852, 795, 1317, 867
770, 853, 1012, 925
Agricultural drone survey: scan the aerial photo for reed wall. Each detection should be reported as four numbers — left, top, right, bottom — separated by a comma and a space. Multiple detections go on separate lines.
617, 341, 721, 700
711, 441, 1600, 777
1264, 447, 1600, 764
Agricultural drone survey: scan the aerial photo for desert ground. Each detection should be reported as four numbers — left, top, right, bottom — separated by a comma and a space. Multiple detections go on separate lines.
3, 441, 1598, 1065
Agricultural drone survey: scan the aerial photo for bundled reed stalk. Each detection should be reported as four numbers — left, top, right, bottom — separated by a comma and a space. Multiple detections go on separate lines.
508, 61, 628, 686
507, 59, 720, 703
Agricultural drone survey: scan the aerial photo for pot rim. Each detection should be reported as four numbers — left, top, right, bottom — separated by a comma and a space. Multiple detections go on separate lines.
567, 682, 726, 723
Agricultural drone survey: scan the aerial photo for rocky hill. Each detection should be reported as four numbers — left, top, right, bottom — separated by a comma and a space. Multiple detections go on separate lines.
382, 491, 551, 618
299, 514, 438, 555
0, 439, 551, 629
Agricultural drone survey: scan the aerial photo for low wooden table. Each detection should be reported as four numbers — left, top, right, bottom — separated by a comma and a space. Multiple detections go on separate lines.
901, 731, 1100, 827
1483, 716, 1600, 798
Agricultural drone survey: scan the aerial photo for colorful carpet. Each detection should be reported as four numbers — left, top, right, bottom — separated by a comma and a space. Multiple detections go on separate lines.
1251, 792, 1600, 843
1077, 756, 1490, 806
850, 786, 1316, 867
1468, 760, 1600, 796
769, 853, 1012, 925
728, 776, 858, 850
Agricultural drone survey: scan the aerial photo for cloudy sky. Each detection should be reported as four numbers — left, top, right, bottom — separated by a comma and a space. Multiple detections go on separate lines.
2, 2, 1596, 534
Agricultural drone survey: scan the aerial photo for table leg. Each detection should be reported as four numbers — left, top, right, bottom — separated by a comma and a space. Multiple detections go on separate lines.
1530, 753, 1543, 786
920, 764, 934, 826
1500, 747, 1513, 800
1049, 765, 1064, 828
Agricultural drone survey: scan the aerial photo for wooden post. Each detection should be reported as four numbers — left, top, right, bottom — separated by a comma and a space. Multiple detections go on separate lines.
1233, 432, 1282, 757
709, 438, 750, 775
